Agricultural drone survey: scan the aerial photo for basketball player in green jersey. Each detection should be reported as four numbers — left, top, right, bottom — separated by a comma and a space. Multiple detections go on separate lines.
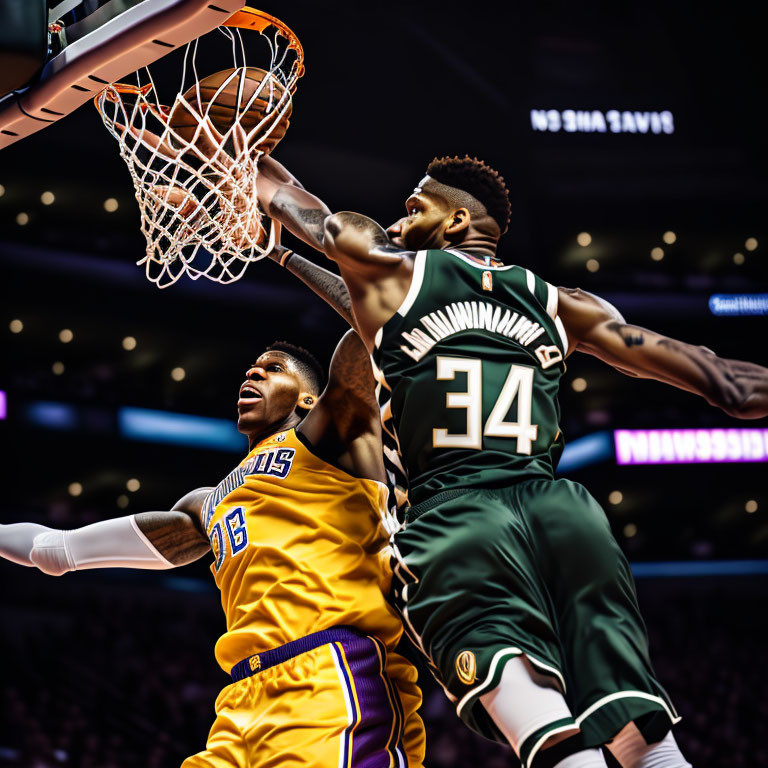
255, 154, 768, 768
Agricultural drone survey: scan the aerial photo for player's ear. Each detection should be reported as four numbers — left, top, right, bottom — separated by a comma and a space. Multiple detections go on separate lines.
297, 391, 317, 412
444, 207, 471, 236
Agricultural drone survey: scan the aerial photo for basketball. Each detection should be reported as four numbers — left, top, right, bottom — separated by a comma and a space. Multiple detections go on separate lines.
169, 67, 291, 153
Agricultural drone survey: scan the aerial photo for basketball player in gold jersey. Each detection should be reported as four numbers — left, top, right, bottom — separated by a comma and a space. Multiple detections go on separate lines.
0, 328, 425, 768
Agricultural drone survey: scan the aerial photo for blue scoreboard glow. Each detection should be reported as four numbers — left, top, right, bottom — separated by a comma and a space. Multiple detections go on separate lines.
708, 294, 768, 316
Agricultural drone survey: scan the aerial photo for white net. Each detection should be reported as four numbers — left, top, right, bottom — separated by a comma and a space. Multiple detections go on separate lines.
95, 12, 303, 288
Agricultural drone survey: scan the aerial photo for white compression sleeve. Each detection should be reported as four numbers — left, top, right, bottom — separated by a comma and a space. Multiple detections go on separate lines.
0, 523, 54, 567
480, 656, 580, 761
28, 515, 175, 576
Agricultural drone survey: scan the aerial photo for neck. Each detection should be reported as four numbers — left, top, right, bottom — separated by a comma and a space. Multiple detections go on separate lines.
247, 412, 302, 451
439, 228, 500, 262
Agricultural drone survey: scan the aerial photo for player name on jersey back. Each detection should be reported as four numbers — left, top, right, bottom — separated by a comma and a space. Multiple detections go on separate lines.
400, 298, 563, 369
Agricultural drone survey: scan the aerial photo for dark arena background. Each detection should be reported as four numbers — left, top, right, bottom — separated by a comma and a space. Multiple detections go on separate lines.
1, 1, 766, 766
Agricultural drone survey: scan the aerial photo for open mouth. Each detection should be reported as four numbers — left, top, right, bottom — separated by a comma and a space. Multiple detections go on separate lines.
238, 384, 263, 405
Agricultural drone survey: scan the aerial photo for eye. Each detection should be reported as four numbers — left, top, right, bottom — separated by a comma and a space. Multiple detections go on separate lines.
267, 363, 283, 372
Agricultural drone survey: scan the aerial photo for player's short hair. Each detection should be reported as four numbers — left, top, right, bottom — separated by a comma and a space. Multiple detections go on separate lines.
425, 155, 511, 233
265, 341, 325, 395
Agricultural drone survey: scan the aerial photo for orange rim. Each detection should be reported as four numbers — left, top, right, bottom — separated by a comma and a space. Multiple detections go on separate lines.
94, 6, 304, 116
224, 7, 304, 81
94, 82, 170, 119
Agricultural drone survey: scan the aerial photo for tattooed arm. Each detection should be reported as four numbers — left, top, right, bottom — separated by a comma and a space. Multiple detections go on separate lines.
297, 330, 385, 483
256, 155, 331, 251
257, 156, 410, 268
0, 488, 211, 575
557, 287, 768, 419
268, 246, 355, 328
134, 487, 212, 565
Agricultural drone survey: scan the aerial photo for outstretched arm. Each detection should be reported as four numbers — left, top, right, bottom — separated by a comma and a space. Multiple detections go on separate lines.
0, 488, 212, 576
257, 156, 410, 270
268, 245, 355, 328
256, 155, 331, 252
558, 287, 768, 418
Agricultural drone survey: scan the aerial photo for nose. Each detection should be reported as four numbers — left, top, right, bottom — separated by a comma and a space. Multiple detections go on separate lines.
247, 366, 266, 381
386, 217, 406, 238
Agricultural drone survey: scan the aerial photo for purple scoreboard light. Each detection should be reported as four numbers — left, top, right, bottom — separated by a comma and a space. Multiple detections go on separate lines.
615, 428, 768, 465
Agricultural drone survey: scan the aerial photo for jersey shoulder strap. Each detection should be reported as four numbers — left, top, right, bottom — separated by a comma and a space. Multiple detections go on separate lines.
510, 265, 559, 322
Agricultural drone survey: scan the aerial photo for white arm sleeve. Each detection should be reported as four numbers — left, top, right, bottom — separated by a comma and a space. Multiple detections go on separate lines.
0, 517, 175, 577
0, 523, 53, 567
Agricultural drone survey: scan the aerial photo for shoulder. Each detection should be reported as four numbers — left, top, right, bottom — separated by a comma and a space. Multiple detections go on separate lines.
557, 287, 626, 323
172, 487, 215, 516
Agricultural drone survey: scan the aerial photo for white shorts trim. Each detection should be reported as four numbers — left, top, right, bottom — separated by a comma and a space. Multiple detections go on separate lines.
575, 690, 681, 728
525, 722, 580, 768
454, 647, 565, 721
456, 648, 568, 718
329, 643, 355, 768
456, 647, 523, 716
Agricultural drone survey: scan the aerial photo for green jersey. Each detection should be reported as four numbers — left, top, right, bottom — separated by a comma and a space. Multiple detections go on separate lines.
372, 248, 569, 508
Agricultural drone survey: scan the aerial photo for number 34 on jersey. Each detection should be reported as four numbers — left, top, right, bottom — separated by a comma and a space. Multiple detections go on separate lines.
432, 357, 539, 454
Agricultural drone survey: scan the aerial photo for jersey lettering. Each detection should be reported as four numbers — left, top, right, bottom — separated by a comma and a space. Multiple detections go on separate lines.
202, 446, 296, 527
400, 300, 549, 362
224, 506, 249, 557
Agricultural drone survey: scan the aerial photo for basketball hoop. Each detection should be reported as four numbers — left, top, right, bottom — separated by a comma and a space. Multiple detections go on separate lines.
95, 8, 304, 288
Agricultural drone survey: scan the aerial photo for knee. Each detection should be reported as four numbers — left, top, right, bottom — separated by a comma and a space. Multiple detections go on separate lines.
606, 723, 691, 768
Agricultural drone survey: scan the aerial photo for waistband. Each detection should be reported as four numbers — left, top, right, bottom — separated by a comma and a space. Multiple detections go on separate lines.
230, 626, 363, 683
406, 488, 475, 522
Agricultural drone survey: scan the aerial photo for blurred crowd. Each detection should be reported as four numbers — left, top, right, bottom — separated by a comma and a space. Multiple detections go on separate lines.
0, 575, 765, 768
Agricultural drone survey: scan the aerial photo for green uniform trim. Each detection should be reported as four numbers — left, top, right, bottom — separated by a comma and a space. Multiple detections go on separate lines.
391, 481, 679, 748
520, 718, 578, 768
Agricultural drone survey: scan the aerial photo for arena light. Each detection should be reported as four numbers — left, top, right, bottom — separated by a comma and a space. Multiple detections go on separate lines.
0, 390, 6, 420
557, 431, 613, 473
25, 401, 78, 430
615, 428, 768, 465
530, 109, 675, 135
119, 407, 244, 451
709, 293, 768, 316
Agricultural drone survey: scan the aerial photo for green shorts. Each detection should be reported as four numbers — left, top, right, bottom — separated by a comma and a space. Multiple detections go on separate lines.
390, 479, 679, 759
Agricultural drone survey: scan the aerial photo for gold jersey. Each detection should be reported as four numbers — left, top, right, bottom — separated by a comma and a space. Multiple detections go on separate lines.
201, 428, 402, 673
